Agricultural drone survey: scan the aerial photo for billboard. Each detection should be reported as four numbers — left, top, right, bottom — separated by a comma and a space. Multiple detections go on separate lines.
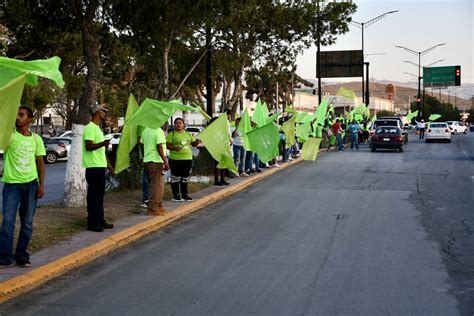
317, 50, 363, 78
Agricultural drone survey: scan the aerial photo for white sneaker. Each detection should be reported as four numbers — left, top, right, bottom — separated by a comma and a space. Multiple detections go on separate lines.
274, 163, 281, 168
240, 172, 249, 177
289, 157, 294, 161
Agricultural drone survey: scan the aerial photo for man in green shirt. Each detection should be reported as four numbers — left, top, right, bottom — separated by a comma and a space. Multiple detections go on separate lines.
82, 104, 114, 232
142, 124, 169, 216
0, 106, 45, 268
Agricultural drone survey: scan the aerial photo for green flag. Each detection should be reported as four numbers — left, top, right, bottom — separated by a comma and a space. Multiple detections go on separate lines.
284, 106, 297, 114
406, 110, 418, 121
252, 99, 269, 127
314, 98, 328, 126
295, 122, 312, 143
429, 114, 442, 121
281, 115, 296, 149
126, 98, 196, 129
295, 112, 312, 123
266, 112, 281, 125
0, 75, 27, 151
246, 122, 280, 163
115, 94, 140, 174
336, 87, 357, 101
192, 103, 212, 122
0, 56, 64, 88
371, 113, 377, 123
301, 137, 322, 161
199, 113, 237, 173
238, 108, 254, 151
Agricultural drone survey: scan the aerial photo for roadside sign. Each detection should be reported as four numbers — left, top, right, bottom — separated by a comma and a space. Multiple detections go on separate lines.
317, 50, 363, 78
423, 65, 461, 87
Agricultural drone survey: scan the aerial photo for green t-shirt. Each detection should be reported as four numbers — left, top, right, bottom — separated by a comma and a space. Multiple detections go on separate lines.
82, 122, 107, 168
2, 131, 46, 184
143, 127, 166, 163
166, 130, 194, 160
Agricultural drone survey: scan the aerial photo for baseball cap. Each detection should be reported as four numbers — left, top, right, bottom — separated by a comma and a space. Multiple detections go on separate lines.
89, 104, 108, 115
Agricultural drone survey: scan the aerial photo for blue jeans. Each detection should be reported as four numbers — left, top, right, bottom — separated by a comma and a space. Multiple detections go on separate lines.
142, 168, 149, 202
350, 133, 359, 150
233, 145, 246, 173
245, 152, 261, 173
336, 134, 343, 151
0, 181, 38, 264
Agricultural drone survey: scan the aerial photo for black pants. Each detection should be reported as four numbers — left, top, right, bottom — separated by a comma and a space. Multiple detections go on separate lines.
85, 168, 106, 227
169, 159, 192, 196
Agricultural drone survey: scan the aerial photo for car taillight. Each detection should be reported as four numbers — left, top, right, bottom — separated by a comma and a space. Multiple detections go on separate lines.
58, 143, 66, 148
427, 129, 431, 133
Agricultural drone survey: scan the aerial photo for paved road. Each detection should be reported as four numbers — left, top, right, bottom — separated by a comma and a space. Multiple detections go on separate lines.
0, 161, 67, 206
1, 133, 473, 315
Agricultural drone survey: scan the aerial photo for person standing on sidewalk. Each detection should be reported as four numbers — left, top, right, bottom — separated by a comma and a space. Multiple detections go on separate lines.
331, 119, 344, 151
0, 106, 45, 268
166, 118, 200, 202
142, 124, 169, 215
231, 118, 248, 177
347, 120, 360, 150
82, 105, 114, 232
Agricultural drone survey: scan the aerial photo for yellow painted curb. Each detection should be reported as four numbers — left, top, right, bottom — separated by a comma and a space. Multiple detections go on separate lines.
0, 153, 323, 304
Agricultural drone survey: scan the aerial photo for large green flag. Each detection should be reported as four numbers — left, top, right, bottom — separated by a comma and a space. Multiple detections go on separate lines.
126, 98, 196, 129
406, 110, 418, 121
0, 75, 27, 151
336, 87, 357, 101
199, 113, 237, 173
314, 98, 328, 126
252, 99, 269, 127
237, 108, 254, 151
246, 122, 280, 163
281, 115, 296, 149
295, 122, 312, 143
0, 56, 65, 88
301, 137, 322, 161
115, 94, 140, 174
429, 114, 442, 121
192, 103, 212, 122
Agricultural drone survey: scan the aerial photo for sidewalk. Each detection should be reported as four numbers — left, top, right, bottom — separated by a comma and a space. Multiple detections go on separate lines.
0, 157, 310, 303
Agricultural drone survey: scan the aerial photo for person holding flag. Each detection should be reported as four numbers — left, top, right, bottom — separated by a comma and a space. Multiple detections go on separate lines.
331, 119, 344, 151
0, 106, 46, 268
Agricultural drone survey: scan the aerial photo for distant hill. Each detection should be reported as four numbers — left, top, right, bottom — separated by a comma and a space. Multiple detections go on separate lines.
304, 79, 473, 111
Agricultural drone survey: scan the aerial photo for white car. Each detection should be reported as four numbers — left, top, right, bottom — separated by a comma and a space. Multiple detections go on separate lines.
58, 130, 72, 138
446, 121, 467, 134
426, 122, 451, 143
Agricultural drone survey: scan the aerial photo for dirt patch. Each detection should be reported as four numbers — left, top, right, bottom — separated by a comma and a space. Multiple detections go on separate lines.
1, 183, 209, 253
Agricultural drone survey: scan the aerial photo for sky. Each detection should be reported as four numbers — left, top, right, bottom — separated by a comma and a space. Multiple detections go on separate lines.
296, 0, 474, 99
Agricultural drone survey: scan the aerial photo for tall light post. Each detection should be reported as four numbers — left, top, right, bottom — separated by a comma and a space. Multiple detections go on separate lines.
395, 43, 445, 119
350, 10, 398, 103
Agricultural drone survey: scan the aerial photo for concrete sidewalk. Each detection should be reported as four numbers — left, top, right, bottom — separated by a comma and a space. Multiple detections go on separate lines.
0, 157, 309, 303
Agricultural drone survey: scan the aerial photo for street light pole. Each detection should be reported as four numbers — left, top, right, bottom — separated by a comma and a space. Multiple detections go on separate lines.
351, 10, 398, 104
396, 43, 446, 119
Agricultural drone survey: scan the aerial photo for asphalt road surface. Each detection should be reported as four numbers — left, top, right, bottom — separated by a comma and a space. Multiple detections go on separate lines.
0, 161, 67, 206
1, 132, 473, 315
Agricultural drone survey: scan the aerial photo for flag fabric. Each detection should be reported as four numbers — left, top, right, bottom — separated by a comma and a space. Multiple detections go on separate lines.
252, 99, 269, 127
199, 113, 237, 173
336, 87, 357, 101
329, 135, 337, 145
0, 56, 65, 88
238, 108, 254, 151
429, 114, 442, 121
301, 137, 322, 161
407, 110, 418, 121
354, 113, 364, 122
314, 98, 328, 126
115, 94, 140, 174
284, 106, 297, 114
281, 115, 296, 149
126, 98, 196, 129
295, 112, 312, 123
0, 75, 27, 151
295, 122, 312, 143
371, 113, 377, 123
246, 122, 280, 163
266, 112, 281, 125
193, 103, 212, 122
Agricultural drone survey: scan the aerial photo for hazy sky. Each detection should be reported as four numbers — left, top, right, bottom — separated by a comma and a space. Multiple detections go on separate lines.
296, 0, 473, 98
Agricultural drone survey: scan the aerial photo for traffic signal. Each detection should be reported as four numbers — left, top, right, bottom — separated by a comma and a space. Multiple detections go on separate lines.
416, 97, 421, 103
454, 65, 461, 86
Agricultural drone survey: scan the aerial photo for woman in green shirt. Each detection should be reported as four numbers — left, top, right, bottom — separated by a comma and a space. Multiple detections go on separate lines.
166, 118, 201, 201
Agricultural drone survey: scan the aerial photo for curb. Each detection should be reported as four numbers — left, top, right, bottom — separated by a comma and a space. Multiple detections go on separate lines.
0, 155, 319, 304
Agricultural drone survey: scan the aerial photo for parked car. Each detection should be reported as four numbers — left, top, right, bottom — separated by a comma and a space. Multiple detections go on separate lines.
370, 126, 405, 152
446, 121, 467, 134
185, 126, 204, 138
426, 122, 451, 143
370, 119, 407, 145
58, 130, 72, 138
51, 137, 72, 154
43, 138, 68, 164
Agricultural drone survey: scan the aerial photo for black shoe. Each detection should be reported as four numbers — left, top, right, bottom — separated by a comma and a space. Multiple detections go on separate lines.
0, 261, 13, 269
16, 258, 31, 268
172, 195, 184, 202
214, 181, 224, 186
221, 181, 230, 185
182, 195, 193, 201
88, 225, 104, 232
256, 169, 262, 173
101, 222, 114, 229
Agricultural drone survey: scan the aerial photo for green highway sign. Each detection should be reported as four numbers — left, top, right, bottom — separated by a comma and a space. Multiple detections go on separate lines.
423, 65, 461, 87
